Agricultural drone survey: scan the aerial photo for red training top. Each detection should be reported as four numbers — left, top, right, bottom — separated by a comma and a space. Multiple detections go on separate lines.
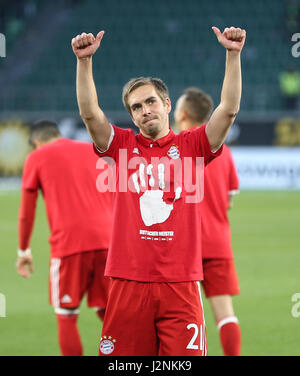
20, 138, 113, 258
201, 144, 239, 259
94, 124, 222, 282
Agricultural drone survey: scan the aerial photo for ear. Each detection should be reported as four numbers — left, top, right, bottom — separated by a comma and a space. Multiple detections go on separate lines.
30, 138, 38, 149
181, 110, 188, 121
34, 140, 44, 149
165, 97, 172, 114
177, 109, 187, 123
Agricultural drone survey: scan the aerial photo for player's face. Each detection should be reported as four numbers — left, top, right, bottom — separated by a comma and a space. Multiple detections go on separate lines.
128, 84, 171, 140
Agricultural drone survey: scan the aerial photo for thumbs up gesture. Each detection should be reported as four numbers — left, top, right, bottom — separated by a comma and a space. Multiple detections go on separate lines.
71, 30, 105, 59
212, 26, 246, 52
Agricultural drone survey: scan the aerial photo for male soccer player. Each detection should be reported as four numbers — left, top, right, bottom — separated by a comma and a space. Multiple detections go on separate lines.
16, 120, 113, 356
174, 87, 241, 356
72, 26, 246, 356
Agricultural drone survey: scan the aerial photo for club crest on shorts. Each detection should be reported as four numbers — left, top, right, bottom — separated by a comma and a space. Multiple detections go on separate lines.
167, 145, 180, 160
99, 336, 116, 355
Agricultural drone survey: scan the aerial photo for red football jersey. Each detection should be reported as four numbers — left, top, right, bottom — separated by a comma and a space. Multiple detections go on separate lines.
22, 138, 113, 258
201, 144, 239, 259
94, 124, 222, 282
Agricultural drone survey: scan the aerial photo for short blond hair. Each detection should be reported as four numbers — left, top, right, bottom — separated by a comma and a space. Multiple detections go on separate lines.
122, 77, 169, 114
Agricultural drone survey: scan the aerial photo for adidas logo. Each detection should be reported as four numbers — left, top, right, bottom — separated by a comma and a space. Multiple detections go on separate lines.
133, 148, 139, 155
61, 295, 72, 304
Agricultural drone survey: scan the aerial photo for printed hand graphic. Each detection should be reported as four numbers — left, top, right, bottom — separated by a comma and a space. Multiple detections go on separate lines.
132, 163, 182, 227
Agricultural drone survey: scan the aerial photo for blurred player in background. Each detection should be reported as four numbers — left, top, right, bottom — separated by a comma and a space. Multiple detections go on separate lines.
175, 87, 241, 356
16, 120, 113, 356
71, 25, 245, 356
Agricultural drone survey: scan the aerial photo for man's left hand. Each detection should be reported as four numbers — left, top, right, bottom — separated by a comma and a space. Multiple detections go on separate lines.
212, 26, 246, 52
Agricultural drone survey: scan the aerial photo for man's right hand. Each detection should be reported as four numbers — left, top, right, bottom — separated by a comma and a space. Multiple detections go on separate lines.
16, 253, 34, 279
71, 31, 105, 59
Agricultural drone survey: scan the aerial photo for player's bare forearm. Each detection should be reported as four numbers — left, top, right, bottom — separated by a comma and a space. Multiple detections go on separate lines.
76, 56, 98, 119
228, 193, 234, 210
72, 31, 111, 151
206, 27, 246, 151
220, 50, 241, 115
76, 57, 111, 150
206, 50, 242, 151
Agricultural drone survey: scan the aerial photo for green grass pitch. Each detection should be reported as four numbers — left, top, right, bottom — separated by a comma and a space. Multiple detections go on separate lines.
0, 190, 299, 356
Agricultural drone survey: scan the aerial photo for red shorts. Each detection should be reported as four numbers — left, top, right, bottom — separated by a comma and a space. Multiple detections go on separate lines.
49, 249, 109, 311
99, 278, 207, 356
201, 258, 240, 298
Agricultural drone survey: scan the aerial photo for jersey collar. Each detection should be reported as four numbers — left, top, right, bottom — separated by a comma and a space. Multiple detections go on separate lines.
137, 128, 175, 148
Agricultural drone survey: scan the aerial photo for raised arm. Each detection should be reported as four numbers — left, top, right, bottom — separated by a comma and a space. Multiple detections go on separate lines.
72, 31, 111, 151
206, 27, 246, 152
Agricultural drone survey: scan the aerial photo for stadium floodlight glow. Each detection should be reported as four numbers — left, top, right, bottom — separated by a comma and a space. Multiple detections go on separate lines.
0, 293, 6, 318
291, 33, 300, 58
0, 33, 6, 58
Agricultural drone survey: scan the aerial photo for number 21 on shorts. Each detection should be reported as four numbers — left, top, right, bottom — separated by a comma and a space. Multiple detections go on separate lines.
186, 323, 206, 355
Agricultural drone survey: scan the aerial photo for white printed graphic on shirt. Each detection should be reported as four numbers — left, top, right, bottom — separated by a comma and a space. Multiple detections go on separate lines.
132, 163, 182, 227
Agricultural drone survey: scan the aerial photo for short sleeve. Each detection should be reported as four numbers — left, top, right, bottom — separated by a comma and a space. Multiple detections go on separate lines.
187, 125, 223, 165
21, 152, 40, 191
93, 124, 134, 161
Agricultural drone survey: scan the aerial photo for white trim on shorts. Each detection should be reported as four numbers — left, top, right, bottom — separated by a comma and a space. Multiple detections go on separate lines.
50, 258, 61, 308
196, 281, 207, 356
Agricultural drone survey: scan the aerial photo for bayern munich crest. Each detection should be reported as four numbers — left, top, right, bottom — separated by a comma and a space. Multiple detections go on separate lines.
99, 336, 116, 355
167, 145, 180, 160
